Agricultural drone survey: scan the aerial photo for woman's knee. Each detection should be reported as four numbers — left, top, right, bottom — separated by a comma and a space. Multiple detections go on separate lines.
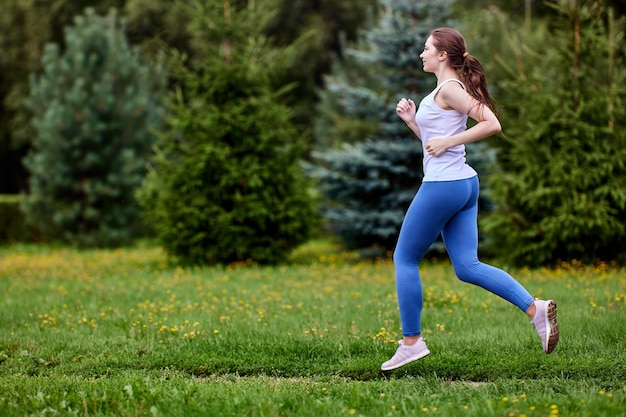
393, 251, 421, 270
392, 248, 408, 265
453, 260, 480, 284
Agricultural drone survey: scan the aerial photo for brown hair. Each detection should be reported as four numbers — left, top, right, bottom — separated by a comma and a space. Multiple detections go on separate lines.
430, 27, 497, 115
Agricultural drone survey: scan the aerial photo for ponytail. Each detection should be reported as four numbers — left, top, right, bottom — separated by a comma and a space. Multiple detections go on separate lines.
430, 28, 497, 116
461, 54, 497, 116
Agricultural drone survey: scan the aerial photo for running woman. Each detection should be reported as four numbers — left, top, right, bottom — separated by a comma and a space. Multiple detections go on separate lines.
382, 27, 559, 371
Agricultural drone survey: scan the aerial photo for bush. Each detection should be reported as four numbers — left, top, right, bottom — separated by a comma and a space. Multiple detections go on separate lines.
138, 59, 316, 265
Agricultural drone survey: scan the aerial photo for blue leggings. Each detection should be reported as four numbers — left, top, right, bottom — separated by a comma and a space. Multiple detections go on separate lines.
393, 176, 534, 336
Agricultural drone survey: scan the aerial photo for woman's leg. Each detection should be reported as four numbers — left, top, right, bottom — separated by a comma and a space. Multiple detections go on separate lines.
442, 176, 534, 312
383, 179, 482, 371
393, 180, 478, 337
441, 178, 559, 353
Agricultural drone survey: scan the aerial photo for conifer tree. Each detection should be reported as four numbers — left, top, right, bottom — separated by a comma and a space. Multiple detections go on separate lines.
482, 0, 626, 266
23, 8, 166, 246
310, 0, 495, 253
137, 0, 315, 265
0, 0, 134, 193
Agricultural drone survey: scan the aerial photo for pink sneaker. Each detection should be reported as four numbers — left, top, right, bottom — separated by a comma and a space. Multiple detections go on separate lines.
531, 299, 559, 353
381, 337, 430, 371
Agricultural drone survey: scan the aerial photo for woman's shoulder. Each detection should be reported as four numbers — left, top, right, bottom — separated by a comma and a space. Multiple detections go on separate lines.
437, 79, 470, 104
431, 79, 468, 112
438, 79, 466, 92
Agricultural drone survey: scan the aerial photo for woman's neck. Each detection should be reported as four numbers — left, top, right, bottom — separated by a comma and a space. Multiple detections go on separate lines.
435, 68, 460, 85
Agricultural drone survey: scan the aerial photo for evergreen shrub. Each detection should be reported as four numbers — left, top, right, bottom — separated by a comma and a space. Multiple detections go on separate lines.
481, 2, 626, 266
138, 58, 316, 265
23, 8, 165, 247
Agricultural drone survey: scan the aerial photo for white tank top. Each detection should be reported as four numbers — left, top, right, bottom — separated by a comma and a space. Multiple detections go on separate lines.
415, 79, 477, 182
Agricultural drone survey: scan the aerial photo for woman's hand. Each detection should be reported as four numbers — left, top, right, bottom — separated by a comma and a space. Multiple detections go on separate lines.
396, 98, 416, 124
424, 138, 451, 157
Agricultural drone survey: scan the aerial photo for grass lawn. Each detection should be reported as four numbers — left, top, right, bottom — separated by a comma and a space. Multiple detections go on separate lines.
0, 241, 624, 416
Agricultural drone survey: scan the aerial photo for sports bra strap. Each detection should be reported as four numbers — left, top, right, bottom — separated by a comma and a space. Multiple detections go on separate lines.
436, 78, 466, 91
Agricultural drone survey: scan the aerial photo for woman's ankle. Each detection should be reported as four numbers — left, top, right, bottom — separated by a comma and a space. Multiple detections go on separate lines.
525, 300, 536, 319
403, 335, 421, 346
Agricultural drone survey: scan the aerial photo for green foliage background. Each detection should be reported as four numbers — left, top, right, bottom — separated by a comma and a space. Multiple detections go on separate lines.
0, 0, 378, 194
1, 0, 626, 266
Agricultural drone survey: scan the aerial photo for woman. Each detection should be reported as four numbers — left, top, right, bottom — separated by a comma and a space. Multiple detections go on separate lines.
382, 28, 559, 371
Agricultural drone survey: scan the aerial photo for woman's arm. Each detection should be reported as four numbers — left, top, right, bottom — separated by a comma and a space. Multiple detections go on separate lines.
425, 83, 501, 157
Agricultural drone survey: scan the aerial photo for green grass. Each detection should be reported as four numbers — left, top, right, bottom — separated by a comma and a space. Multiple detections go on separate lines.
0, 241, 624, 416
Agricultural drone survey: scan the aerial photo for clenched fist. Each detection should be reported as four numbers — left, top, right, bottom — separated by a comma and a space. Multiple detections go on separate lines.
396, 98, 416, 124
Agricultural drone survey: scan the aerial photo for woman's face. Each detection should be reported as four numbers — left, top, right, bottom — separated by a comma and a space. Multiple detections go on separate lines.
419, 35, 441, 73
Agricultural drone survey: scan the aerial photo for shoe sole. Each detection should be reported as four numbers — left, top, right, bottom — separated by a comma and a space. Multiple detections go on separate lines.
381, 348, 430, 371
545, 300, 559, 354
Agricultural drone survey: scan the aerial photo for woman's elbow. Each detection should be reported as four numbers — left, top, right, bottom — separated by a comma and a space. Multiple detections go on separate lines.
489, 119, 502, 136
